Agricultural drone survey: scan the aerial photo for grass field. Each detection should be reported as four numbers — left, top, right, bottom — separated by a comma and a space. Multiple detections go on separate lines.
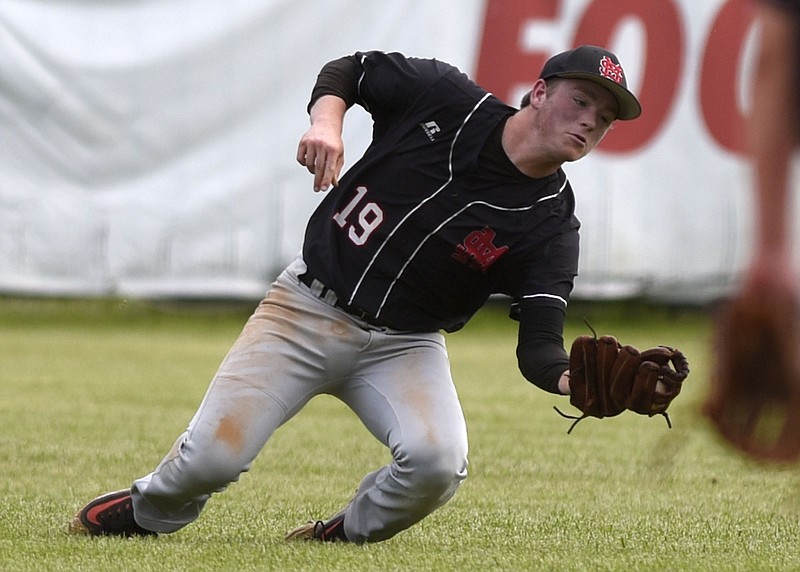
1, 297, 799, 571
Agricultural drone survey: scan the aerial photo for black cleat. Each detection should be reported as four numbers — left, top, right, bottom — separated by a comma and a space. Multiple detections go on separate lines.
68, 489, 157, 538
285, 514, 347, 542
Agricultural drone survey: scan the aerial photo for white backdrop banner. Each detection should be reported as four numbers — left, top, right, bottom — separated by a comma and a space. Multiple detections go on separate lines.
0, 0, 773, 301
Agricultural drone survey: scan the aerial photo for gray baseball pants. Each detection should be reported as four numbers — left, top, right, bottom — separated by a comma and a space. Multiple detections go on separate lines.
130, 257, 469, 543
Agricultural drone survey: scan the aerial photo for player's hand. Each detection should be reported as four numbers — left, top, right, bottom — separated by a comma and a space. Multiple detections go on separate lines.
297, 96, 346, 192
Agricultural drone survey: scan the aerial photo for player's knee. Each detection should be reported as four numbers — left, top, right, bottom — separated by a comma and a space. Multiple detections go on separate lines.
179, 442, 252, 492
400, 443, 468, 503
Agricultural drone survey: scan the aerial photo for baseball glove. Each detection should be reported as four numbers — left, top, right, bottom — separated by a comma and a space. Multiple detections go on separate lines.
704, 291, 800, 462
556, 333, 690, 433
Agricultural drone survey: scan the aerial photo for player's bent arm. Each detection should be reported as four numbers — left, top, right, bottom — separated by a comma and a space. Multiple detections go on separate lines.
297, 95, 347, 192
515, 305, 570, 395
298, 55, 360, 192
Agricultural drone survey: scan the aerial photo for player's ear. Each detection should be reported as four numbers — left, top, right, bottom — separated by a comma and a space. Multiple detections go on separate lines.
529, 78, 549, 109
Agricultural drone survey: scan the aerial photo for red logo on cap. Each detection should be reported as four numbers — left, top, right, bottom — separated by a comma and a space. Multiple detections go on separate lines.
599, 56, 624, 85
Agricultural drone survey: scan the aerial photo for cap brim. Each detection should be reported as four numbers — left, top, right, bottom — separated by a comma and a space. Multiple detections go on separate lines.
553, 72, 642, 121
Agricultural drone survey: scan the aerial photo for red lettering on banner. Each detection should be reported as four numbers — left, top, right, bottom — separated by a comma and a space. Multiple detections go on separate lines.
475, 0, 756, 156
475, 0, 560, 106
571, 0, 683, 152
700, 0, 755, 155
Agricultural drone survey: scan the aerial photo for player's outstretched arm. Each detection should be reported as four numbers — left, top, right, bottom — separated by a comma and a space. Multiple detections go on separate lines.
297, 95, 347, 192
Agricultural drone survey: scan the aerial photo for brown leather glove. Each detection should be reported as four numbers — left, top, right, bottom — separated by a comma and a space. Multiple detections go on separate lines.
705, 291, 800, 462
559, 334, 689, 432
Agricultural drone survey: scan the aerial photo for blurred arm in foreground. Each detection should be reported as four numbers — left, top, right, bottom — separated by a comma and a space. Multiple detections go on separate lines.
705, 0, 800, 462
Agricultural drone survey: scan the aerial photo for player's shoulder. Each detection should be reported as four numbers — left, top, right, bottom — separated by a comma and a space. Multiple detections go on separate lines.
358, 50, 461, 70
357, 51, 475, 88
356, 50, 495, 114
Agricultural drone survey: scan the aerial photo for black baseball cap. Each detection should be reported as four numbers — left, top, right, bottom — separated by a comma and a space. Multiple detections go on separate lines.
539, 45, 641, 120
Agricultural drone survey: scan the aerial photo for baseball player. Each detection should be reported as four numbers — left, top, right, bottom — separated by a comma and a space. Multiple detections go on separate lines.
69, 45, 641, 543
705, 0, 800, 461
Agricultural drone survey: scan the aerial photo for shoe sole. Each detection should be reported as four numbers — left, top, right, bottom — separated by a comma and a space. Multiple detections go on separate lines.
285, 522, 316, 540
67, 513, 90, 535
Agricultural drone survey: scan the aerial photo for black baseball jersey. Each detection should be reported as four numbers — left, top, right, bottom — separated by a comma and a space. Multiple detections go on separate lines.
301, 51, 580, 334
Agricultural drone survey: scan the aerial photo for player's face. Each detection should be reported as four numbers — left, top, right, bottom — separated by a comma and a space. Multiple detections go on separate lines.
536, 78, 618, 162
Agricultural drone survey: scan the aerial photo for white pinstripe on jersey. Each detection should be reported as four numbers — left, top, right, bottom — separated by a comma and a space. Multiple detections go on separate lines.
347, 92, 494, 307
375, 177, 569, 318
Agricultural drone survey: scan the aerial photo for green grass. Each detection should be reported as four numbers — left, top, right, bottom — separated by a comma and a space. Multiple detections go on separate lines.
1, 297, 799, 571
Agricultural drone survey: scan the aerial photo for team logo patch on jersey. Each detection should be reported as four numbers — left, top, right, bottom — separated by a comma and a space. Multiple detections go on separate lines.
452, 226, 509, 273
598, 56, 624, 85
420, 121, 441, 141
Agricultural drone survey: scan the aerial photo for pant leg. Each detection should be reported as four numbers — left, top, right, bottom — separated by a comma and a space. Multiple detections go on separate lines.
131, 263, 369, 533
332, 329, 469, 543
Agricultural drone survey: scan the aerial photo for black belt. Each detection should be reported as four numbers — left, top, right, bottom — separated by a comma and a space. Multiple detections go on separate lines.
298, 271, 381, 326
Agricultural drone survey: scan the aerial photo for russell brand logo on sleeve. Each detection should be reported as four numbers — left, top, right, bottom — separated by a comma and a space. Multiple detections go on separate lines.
420, 121, 441, 141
